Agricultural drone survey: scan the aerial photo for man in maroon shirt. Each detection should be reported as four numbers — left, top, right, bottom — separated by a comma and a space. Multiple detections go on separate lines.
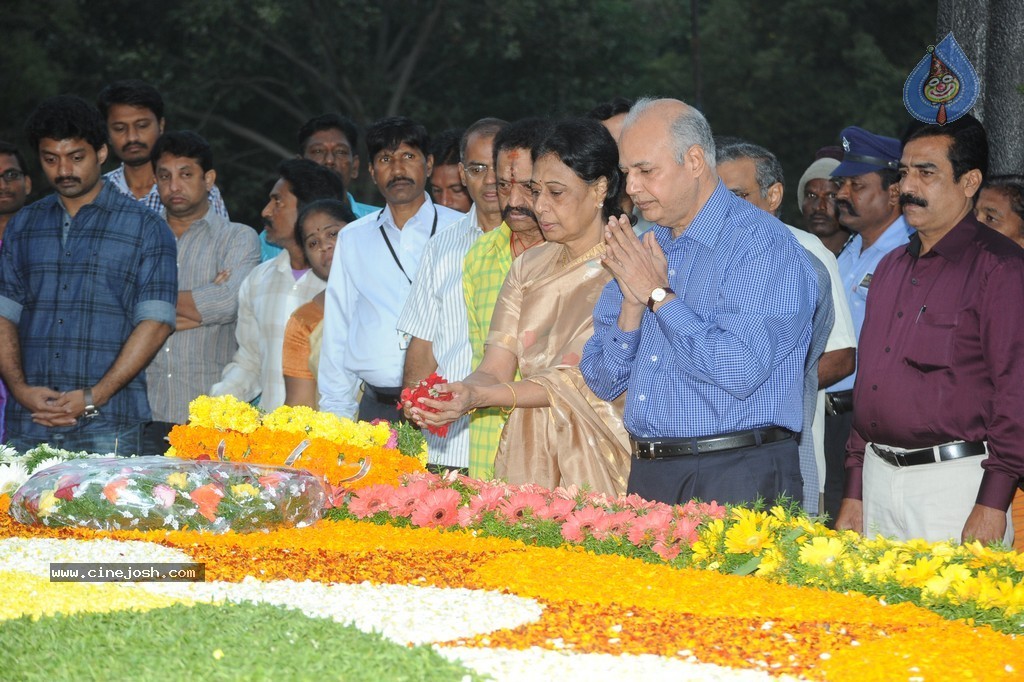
835, 115, 1024, 545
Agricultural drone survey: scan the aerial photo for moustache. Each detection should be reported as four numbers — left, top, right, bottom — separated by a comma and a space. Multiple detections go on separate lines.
899, 193, 928, 208
501, 204, 537, 222
122, 142, 147, 152
387, 176, 414, 188
835, 199, 858, 217
55, 176, 81, 184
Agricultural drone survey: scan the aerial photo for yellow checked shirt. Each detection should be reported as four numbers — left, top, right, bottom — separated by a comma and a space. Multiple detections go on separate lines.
462, 223, 515, 479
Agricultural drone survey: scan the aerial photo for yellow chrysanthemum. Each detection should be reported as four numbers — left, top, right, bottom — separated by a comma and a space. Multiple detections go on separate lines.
187, 395, 261, 433
895, 556, 947, 588
724, 514, 774, 556
755, 547, 784, 577
922, 563, 973, 598
166, 472, 189, 490
798, 536, 846, 567
690, 540, 715, 564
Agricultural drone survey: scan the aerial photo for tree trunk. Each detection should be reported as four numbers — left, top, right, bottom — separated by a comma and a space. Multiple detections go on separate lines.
937, 0, 1024, 175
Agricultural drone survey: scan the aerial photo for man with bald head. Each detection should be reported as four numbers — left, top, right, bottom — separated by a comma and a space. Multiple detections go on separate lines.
580, 98, 819, 507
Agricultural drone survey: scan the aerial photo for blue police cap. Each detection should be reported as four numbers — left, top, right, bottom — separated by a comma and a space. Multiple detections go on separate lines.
831, 127, 901, 178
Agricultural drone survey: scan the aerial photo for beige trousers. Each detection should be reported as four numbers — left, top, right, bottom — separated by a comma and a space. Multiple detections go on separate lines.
863, 443, 1014, 545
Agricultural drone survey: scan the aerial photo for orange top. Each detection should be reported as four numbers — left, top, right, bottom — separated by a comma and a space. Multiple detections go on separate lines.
282, 301, 325, 380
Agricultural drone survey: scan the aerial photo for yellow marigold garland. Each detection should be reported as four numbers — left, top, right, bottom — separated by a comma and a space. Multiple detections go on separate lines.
167, 396, 425, 488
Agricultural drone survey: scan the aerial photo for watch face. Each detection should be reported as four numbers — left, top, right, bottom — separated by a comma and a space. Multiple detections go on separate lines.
651, 288, 667, 302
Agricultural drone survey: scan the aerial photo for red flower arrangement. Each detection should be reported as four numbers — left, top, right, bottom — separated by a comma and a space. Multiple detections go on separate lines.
399, 372, 453, 437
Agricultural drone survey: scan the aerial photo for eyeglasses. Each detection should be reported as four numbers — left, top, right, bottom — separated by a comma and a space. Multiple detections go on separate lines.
0, 169, 25, 183
463, 163, 492, 178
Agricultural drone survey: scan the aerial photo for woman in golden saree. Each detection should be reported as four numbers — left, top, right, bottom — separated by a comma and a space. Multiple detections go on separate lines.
414, 118, 630, 496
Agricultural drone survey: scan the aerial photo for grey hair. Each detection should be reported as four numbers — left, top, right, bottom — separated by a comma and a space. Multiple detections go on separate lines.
625, 97, 717, 169
715, 138, 785, 199
459, 117, 508, 161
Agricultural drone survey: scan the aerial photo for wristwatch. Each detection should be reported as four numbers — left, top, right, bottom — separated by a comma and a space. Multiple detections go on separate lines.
82, 387, 100, 419
647, 286, 675, 312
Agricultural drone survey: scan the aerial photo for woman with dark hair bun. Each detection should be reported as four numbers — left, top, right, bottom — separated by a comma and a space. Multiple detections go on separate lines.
415, 118, 631, 496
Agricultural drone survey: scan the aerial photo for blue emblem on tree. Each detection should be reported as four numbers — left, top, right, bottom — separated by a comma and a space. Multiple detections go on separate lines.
903, 33, 980, 125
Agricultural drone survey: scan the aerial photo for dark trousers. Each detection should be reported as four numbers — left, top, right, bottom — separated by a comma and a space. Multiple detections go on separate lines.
357, 385, 407, 425
822, 411, 853, 527
5, 422, 145, 457
426, 463, 468, 476
142, 421, 176, 457
627, 437, 803, 507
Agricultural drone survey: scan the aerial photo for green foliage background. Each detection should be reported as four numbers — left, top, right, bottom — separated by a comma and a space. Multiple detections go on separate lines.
1, 0, 937, 227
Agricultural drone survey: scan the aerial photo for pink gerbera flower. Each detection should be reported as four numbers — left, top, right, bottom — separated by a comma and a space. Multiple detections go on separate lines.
411, 488, 461, 528
652, 539, 682, 561
457, 506, 481, 527
621, 493, 658, 512
387, 480, 430, 517
348, 484, 396, 519
560, 505, 608, 543
698, 500, 728, 520
551, 484, 581, 501
592, 509, 635, 540
672, 516, 701, 545
627, 509, 673, 547
535, 497, 576, 521
456, 474, 485, 492
497, 492, 547, 522
474, 484, 508, 511
402, 470, 442, 487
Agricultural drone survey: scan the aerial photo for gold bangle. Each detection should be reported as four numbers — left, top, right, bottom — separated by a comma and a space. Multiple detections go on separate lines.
500, 382, 517, 415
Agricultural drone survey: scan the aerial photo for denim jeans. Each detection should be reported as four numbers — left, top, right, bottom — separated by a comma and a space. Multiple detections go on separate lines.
5, 422, 145, 456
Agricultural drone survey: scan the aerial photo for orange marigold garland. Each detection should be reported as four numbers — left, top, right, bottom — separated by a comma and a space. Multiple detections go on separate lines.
167, 395, 426, 490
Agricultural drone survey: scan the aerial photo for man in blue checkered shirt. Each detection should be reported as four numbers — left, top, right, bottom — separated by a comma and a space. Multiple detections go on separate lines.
580, 98, 818, 507
0, 95, 177, 455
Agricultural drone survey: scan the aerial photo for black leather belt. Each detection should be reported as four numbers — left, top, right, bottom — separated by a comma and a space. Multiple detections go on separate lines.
631, 427, 793, 460
825, 390, 854, 416
364, 384, 403, 405
872, 441, 987, 467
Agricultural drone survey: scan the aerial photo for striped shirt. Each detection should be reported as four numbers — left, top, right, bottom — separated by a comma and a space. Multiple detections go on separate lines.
146, 207, 261, 424
104, 165, 230, 219
0, 182, 178, 440
462, 222, 515, 479
788, 226, 857, 505
210, 250, 325, 412
397, 206, 484, 468
581, 181, 818, 439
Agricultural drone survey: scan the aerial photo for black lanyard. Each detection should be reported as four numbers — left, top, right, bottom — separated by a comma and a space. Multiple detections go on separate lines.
378, 203, 438, 284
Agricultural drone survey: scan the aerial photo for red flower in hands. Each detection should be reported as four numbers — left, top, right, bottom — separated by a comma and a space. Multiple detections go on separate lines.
399, 372, 453, 437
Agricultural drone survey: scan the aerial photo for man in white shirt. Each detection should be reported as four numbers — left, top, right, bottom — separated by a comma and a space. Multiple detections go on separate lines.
716, 138, 857, 515
319, 117, 465, 422
210, 159, 345, 411
397, 118, 507, 471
